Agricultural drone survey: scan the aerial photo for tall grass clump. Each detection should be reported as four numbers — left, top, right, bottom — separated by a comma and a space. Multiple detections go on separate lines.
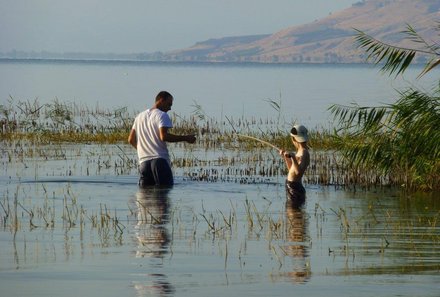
0, 97, 133, 143
329, 87, 440, 191
329, 23, 440, 191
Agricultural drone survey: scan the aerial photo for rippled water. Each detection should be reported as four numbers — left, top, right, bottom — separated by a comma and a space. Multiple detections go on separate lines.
0, 143, 439, 297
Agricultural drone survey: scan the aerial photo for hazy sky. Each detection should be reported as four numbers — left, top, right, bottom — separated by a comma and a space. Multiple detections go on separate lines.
0, 0, 356, 53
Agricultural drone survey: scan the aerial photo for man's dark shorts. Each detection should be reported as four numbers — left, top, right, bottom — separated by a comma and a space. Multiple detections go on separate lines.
139, 158, 173, 187
285, 180, 306, 208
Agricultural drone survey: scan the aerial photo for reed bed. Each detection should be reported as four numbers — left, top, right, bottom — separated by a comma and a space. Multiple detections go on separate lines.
1, 98, 407, 190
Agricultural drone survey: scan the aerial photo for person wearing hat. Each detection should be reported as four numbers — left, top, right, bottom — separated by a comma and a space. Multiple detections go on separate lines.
279, 124, 310, 207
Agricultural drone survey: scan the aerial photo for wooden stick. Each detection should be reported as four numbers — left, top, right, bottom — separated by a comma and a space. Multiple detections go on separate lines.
235, 133, 281, 151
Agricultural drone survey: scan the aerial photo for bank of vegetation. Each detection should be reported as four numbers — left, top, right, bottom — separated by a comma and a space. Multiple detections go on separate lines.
328, 24, 440, 191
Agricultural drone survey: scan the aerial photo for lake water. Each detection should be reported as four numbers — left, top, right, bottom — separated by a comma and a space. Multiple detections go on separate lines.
1, 60, 439, 296
1, 141, 439, 297
1, 59, 439, 128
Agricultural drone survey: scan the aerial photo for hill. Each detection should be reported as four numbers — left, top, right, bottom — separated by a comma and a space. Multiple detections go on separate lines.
156, 0, 440, 63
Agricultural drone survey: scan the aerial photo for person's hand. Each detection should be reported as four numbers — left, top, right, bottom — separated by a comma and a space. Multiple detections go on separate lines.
280, 150, 293, 158
186, 134, 196, 144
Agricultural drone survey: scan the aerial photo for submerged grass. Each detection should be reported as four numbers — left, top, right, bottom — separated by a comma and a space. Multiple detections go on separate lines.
0, 184, 126, 252
1, 147, 438, 277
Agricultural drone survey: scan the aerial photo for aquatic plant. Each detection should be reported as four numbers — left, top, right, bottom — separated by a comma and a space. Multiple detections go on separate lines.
328, 24, 440, 191
329, 87, 440, 191
0, 184, 125, 244
1, 97, 416, 190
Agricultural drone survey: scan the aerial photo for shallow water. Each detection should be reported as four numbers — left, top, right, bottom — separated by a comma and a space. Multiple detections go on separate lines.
1, 144, 439, 297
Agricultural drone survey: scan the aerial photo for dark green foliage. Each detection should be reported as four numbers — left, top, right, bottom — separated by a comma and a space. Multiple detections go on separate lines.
329, 87, 440, 190
330, 23, 440, 191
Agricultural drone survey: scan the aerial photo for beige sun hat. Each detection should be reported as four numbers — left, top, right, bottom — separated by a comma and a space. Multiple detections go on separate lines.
290, 124, 308, 142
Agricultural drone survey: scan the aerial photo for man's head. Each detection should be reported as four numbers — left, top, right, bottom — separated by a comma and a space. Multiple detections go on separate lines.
290, 124, 308, 143
155, 91, 173, 112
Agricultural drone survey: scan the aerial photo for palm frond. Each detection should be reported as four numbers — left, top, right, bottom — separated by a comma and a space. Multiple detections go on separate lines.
418, 57, 440, 78
328, 103, 390, 133
403, 24, 440, 54
354, 29, 418, 76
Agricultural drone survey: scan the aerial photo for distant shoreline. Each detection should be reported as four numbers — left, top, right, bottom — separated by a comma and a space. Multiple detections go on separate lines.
0, 57, 429, 70
0, 57, 382, 68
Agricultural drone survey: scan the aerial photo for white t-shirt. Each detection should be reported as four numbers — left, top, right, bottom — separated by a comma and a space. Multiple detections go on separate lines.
131, 108, 173, 164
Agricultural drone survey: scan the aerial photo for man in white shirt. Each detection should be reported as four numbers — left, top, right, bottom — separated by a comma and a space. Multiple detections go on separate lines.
128, 91, 196, 186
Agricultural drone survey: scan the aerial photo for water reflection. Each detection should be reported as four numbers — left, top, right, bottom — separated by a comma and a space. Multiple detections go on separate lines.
133, 186, 175, 296
283, 200, 311, 284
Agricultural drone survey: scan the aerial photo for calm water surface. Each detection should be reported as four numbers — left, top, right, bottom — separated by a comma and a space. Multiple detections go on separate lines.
1, 61, 439, 296
1, 59, 439, 128
0, 143, 439, 297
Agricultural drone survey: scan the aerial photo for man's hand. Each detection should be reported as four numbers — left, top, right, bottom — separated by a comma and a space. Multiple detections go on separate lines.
186, 134, 196, 144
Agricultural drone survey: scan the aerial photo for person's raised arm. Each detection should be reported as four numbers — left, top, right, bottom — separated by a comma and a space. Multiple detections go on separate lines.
159, 127, 196, 143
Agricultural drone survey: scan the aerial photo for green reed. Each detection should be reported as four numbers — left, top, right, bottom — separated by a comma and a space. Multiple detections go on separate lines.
1, 97, 414, 189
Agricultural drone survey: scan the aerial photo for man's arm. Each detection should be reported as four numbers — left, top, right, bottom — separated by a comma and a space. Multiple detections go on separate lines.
128, 129, 137, 149
159, 127, 196, 143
